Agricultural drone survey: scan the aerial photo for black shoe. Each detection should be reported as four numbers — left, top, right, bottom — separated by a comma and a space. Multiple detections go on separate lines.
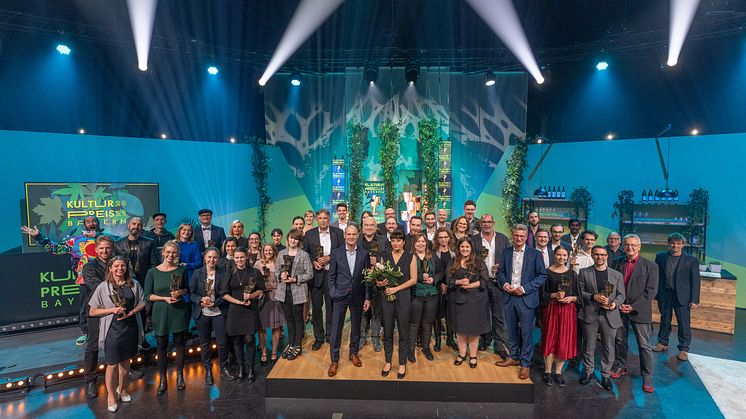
407, 350, 416, 363
157, 374, 167, 395
433, 340, 441, 352
381, 364, 391, 377
237, 364, 246, 380
140, 339, 151, 350
204, 365, 214, 385
325, 336, 331, 344
86, 381, 98, 399
246, 366, 256, 384
220, 366, 237, 381
397, 367, 406, 380
601, 377, 613, 391
422, 347, 434, 361
469, 356, 478, 369
542, 373, 553, 386
416, 336, 422, 348
454, 355, 466, 366
312, 340, 323, 351
128, 369, 144, 380
176, 371, 185, 391
579, 373, 593, 385
554, 373, 566, 388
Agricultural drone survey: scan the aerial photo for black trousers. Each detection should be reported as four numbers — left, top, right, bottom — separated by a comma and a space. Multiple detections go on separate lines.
481, 280, 509, 352
330, 295, 363, 362
83, 316, 101, 384
311, 272, 333, 342
232, 334, 256, 368
283, 290, 305, 347
156, 332, 186, 375
409, 294, 438, 350
657, 288, 693, 352
614, 315, 654, 379
382, 289, 411, 365
196, 314, 228, 366
79, 285, 89, 333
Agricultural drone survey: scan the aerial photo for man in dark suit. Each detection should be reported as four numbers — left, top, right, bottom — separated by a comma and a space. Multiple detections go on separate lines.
377, 207, 405, 236
496, 224, 547, 380
526, 211, 540, 248
471, 213, 511, 358
194, 209, 227, 251
327, 225, 372, 377
357, 217, 390, 351
561, 218, 582, 249
653, 233, 701, 361
330, 202, 358, 231
303, 208, 344, 350
610, 234, 659, 393
578, 246, 626, 391
550, 224, 572, 255
404, 215, 426, 252
604, 231, 624, 261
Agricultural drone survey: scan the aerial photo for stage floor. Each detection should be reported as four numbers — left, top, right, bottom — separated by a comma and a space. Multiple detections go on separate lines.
267, 322, 533, 403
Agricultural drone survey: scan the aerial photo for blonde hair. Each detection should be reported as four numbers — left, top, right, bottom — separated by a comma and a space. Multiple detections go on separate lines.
176, 223, 194, 243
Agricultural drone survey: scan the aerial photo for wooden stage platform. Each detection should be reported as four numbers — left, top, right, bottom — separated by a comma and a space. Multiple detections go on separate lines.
266, 322, 534, 404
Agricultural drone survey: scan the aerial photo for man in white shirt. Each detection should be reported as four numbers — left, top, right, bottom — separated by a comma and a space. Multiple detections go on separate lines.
535, 229, 552, 268
573, 230, 597, 273
331, 202, 357, 231
424, 211, 438, 241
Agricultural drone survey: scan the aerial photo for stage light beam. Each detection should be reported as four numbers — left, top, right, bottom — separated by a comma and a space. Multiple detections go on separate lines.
668, 0, 701, 67
207, 66, 219, 75
258, 0, 345, 86
290, 71, 301, 86
56, 44, 71, 55
465, 0, 544, 84
596, 61, 609, 71
126, 0, 158, 71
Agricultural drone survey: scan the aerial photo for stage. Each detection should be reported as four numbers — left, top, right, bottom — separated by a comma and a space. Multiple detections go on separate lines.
266, 322, 534, 404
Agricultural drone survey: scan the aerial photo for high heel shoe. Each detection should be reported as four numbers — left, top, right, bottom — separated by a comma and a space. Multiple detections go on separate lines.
381, 364, 392, 377
469, 356, 478, 369
116, 387, 131, 402
246, 365, 256, 384
260, 352, 268, 366
237, 364, 246, 380
107, 402, 118, 412
176, 370, 186, 391
157, 373, 167, 396
397, 366, 406, 380
454, 355, 466, 366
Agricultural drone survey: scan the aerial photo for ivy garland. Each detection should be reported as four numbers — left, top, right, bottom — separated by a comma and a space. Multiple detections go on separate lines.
249, 136, 272, 239
501, 137, 529, 230
417, 117, 440, 213
347, 119, 366, 222
379, 119, 402, 210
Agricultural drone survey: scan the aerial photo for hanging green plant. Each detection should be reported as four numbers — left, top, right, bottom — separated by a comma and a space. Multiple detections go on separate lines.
501, 137, 528, 230
249, 136, 272, 239
417, 117, 440, 213
347, 119, 366, 222
687, 188, 709, 245
570, 186, 594, 224
379, 119, 402, 210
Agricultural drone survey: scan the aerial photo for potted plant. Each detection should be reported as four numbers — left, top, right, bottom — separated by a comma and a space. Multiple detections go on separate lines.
709, 260, 721, 274
699, 262, 707, 272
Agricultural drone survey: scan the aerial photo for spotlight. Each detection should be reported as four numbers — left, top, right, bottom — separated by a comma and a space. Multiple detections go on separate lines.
229, 137, 236, 143
596, 61, 609, 71
405, 64, 419, 86
290, 71, 301, 86
536, 137, 543, 144
364, 63, 378, 85
691, 128, 699, 135
484, 69, 496, 86
160, 133, 167, 139
207, 66, 219, 75
126, 0, 158, 73
78, 128, 86, 134
668, 0, 701, 68
56, 44, 71, 55
606, 133, 615, 140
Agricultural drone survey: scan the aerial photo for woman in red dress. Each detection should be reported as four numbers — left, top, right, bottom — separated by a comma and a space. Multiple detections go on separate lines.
540, 246, 579, 387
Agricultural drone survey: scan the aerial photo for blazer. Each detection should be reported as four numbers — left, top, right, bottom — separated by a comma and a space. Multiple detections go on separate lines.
376, 221, 405, 236
357, 234, 391, 262
328, 245, 371, 305
471, 232, 511, 278
577, 266, 626, 328
445, 258, 489, 304
611, 256, 659, 323
113, 236, 158, 283
654, 252, 701, 306
303, 226, 344, 287
561, 233, 580, 248
193, 225, 227, 252
497, 246, 548, 309
274, 248, 313, 304
188, 266, 229, 319
331, 220, 358, 230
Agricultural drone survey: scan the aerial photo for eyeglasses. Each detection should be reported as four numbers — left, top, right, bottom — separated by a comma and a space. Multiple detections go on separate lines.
623, 243, 640, 248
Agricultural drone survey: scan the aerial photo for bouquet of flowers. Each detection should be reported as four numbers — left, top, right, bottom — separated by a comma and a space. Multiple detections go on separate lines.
363, 260, 403, 302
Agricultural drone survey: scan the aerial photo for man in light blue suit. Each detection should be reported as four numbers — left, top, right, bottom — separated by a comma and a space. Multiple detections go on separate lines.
326, 225, 371, 377
496, 224, 547, 380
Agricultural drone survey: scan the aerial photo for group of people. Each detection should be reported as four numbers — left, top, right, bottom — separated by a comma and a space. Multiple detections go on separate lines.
21, 199, 701, 411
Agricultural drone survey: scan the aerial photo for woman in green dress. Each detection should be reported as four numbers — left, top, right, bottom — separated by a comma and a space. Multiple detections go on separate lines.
145, 240, 190, 395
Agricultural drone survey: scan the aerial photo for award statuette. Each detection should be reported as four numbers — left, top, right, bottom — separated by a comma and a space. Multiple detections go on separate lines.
369, 240, 380, 261
262, 266, 275, 291
600, 282, 614, 308
243, 277, 257, 304
281, 255, 292, 275
480, 247, 489, 260
204, 277, 215, 305
570, 241, 580, 266
558, 274, 571, 299
314, 245, 324, 261
109, 288, 126, 318
170, 273, 182, 299
419, 257, 429, 283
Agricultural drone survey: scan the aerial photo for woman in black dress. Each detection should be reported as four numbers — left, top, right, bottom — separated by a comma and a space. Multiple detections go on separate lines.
229, 220, 249, 249
446, 237, 490, 368
433, 227, 456, 351
379, 230, 417, 379
219, 237, 238, 271
221, 247, 265, 382
408, 234, 442, 362
89, 256, 145, 412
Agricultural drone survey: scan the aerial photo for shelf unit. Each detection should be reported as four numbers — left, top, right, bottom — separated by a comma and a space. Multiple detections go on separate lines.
616, 195, 708, 262
521, 198, 588, 231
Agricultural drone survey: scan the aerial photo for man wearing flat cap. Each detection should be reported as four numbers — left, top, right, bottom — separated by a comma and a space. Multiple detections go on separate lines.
194, 209, 226, 251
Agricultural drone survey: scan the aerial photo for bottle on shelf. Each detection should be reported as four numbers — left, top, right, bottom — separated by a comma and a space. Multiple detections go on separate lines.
653, 189, 660, 203
560, 186, 566, 199
547, 186, 553, 199
674, 189, 679, 202
642, 189, 647, 203
647, 189, 654, 205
